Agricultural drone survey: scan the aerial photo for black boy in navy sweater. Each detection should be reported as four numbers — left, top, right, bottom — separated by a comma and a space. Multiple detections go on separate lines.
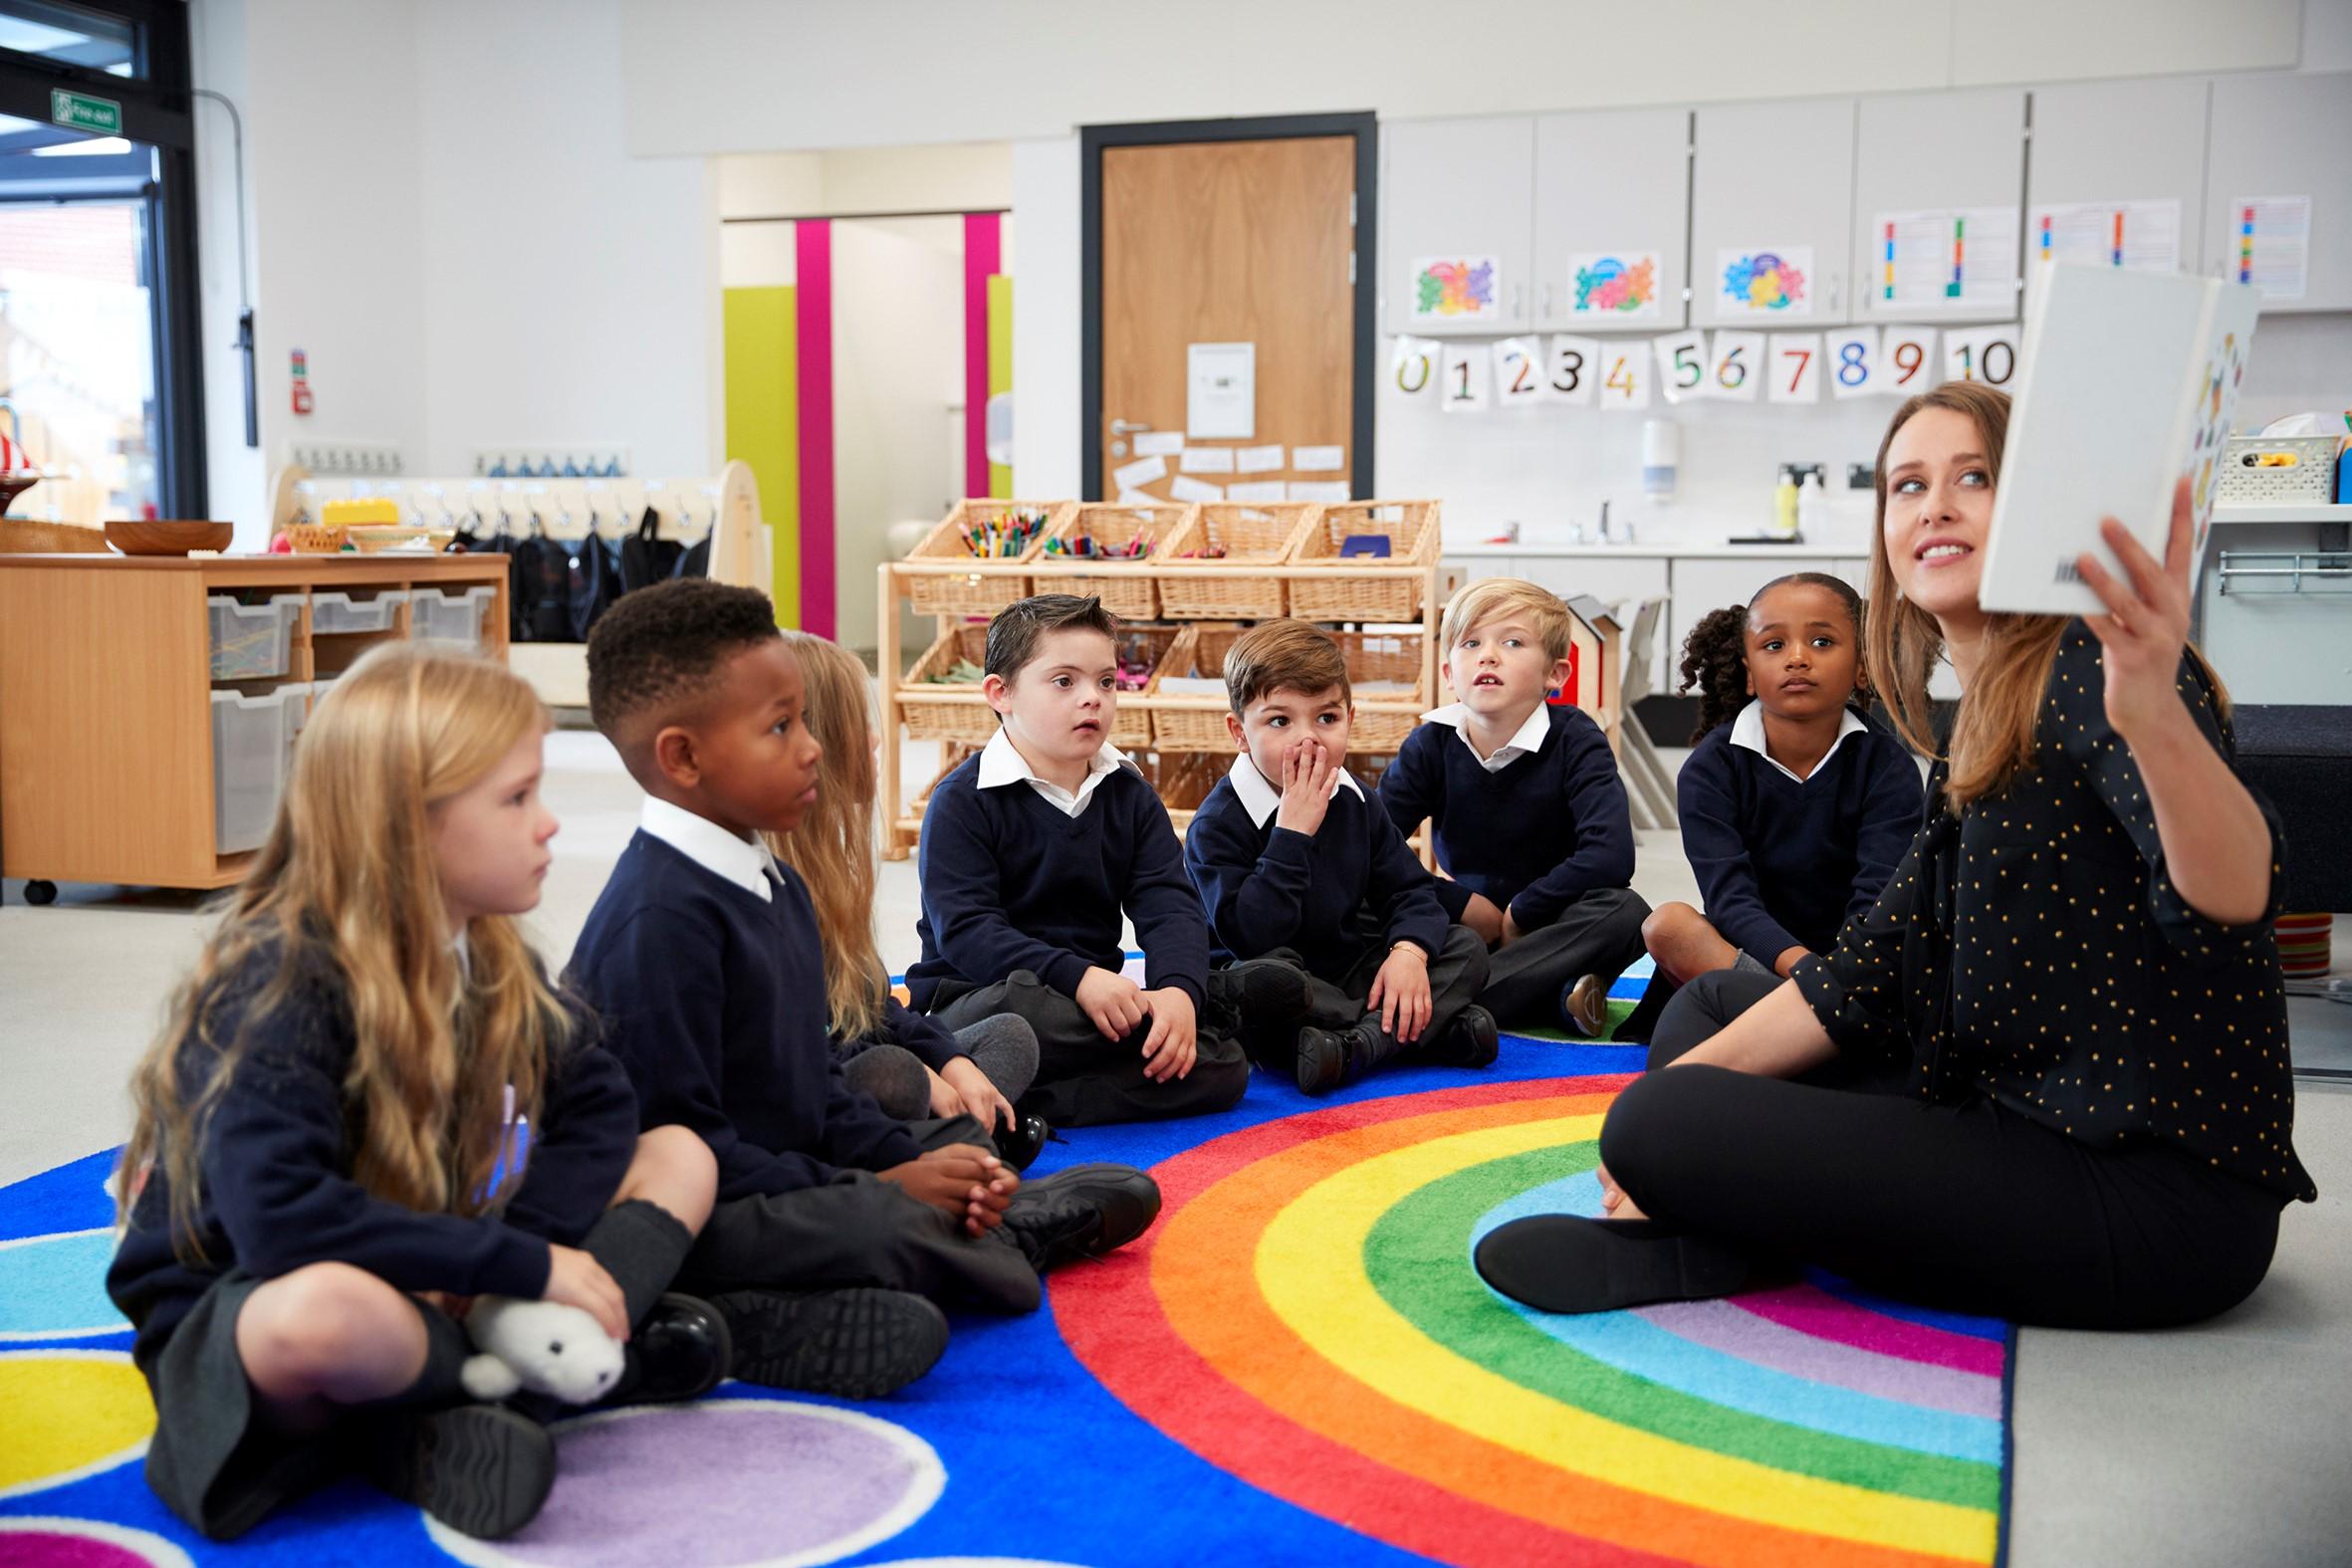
912, 593, 1255, 1125
1379, 579, 1650, 1036
573, 580, 1161, 1399
1185, 619, 1495, 1095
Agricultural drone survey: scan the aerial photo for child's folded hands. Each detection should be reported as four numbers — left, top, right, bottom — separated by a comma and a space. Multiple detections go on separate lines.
880, 1145, 1019, 1237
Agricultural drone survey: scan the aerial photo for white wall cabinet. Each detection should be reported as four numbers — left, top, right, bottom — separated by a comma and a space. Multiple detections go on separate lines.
1691, 100, 1857, 328
2201, 71, 2352, 314
1530, 108, 1691, 334
1850, 88, 2027, 327
1380, 116, 1534, 337
2022, 77, 2210, 315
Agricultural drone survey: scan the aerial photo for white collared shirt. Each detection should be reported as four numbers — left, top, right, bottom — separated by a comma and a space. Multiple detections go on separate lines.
1730, 699, 1869, 784
977, 727, 1126, 818
1227, 752, 1367, 830
1420, 701, 1551, 774
639, 793, 784, 902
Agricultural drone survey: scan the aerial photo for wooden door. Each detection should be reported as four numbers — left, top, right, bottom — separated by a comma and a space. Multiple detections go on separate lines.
1099, 136, 1356, 503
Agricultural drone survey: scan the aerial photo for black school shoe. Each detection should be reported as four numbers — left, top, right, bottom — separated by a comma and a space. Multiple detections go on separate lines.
1209, 959, 1315, 1055
992, 1112, 1052, 1174
711, 1287, 949, 1399
604, 1292, 731, 1406
1423, 1005, 1500, 1068
357, 1403, 557, 1540
1001, 1162, 1162, 1272
1474, 1214, 1752, 1313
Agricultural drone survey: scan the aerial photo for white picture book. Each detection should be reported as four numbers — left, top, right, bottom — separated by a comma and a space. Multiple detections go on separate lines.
1978, 265, 2258, 616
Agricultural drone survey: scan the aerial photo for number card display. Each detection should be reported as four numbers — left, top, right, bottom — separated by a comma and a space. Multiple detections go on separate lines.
1440, 341, 1490, 413
1944, 325, 2020, 387
1597, 342, 1650, 410
1879, 327, 1939, 396
1493, 336, 1544, 406
1827, 328, 1880, 399
1769, 333, 1823, 403
1712, 331, 1764, 403
1390, 336, 1436, 398
1653, 331, 1707, 404
1546, 335, 1598, 406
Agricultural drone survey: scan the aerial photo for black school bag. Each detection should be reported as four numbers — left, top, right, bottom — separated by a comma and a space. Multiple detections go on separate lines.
620, 506, 684, 592
568, 523, 622, 639
509, 518, 572, 642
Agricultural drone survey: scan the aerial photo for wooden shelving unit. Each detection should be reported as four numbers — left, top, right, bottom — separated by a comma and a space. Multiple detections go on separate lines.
877, 502, 1443, 861
0, 553, 509, 902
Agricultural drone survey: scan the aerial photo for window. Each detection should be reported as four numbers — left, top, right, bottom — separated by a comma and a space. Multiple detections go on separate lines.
0, 0, 202, 525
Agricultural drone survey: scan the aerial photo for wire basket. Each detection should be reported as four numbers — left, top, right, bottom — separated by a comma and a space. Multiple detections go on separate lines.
2214, 436, 2341, 506
1156, 502, 1321, 619
1041, 503, 1189, 621
1287, 500, 1441, 623
898, 624, 999, 745
903, 500, 1064, 617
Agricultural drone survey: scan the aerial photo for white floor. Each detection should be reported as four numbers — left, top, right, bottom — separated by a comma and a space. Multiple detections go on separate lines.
3, 720, 2346, 1566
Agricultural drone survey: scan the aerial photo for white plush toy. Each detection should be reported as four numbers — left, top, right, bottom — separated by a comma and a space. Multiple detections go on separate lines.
460, 1296, 626, 1405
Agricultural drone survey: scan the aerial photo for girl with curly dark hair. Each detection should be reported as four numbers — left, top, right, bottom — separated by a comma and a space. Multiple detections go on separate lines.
1642, 573, 1923, 988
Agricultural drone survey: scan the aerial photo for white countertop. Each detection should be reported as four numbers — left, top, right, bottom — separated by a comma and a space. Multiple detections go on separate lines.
1443, 539, 1865, 560
2210, 503, 2352, 526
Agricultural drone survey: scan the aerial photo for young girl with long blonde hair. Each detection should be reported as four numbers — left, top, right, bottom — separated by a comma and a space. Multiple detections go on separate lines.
769, 632, 1046, 1166
1480, 382, 2312, 1328
109, 643, 726, 1543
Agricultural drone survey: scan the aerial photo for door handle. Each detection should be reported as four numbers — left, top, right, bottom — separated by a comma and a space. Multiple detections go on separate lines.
1109, 418, 1150, 435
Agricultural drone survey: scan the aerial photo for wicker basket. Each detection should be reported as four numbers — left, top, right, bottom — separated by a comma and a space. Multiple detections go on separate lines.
1041, 503, 1189, 621
903, 500, 1064, 618
898, 624, 1000, 745
1156, 502, 1320, 619
1144, 624, 1244, 750
287, 523, 351, 554
1287, 500, 1442, 623
1129, 749, 1221, 837
1332, 629, 1427, 751
1109, 622, 1186, 752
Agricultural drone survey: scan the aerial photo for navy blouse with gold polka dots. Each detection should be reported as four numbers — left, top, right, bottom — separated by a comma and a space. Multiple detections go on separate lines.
1792, 620, 2316, 1202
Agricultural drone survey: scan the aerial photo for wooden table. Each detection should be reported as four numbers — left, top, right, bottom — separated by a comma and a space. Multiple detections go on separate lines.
0, 553, 508, 903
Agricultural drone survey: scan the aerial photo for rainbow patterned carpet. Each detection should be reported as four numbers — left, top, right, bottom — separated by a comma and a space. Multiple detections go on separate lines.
0, 1006, 2013, 1565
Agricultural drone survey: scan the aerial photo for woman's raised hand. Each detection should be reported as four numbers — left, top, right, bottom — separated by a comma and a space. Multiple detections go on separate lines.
2074, 476, 2197, 746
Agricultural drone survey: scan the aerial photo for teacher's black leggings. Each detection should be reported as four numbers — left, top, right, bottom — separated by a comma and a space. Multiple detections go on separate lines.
1607, 969, 2284, 1329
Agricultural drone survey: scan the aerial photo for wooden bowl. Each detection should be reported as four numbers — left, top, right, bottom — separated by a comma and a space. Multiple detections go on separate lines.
106, 520, 235, 557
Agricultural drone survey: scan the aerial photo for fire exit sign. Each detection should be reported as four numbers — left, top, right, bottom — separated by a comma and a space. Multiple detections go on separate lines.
50, 89, 121, 137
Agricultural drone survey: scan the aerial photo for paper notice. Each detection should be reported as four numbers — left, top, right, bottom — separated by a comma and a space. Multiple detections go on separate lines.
1289, 481, 1351, 503
1874, 207, 2019, 312
1293, 445, 1345, 472
2029, 199, 2182, 275
1111, 454, 1166, 490
1117, 489, 1159, 506
1235, 444, 1285, 473
1132, 431, 1185, 457
1170, 475, 1225, 503
2229, 195, 2310, 301
1715, 245, 1814, 318
1227, 481, 1288, 503
1179, 447, 1236, 474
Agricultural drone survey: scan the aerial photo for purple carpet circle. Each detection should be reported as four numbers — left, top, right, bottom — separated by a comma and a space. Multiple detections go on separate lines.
0, 1517, 194, 1568
424, 1397, 946, 1568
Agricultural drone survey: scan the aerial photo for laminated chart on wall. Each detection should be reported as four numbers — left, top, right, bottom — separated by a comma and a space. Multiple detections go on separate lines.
1566, 250, 1662, 321
1717, 246, 1813, 317
1411, 255, 1503, 324
1875, 208, 2019, 312
2029, 199, 2181, 274
2231, 195, 2311, 301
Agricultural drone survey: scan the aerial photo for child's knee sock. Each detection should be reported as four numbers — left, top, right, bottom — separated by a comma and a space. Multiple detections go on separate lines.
585, 1199, 695, 1326
372, 1296, 475, 1409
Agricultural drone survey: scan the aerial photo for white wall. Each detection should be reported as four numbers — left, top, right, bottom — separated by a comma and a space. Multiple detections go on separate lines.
617, 0, 2304, 155
189, 0, 714, 547
720, 144, 1013, 219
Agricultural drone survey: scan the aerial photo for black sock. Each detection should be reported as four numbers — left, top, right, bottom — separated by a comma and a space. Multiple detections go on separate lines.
369, 1295, 475, 1410
584, 1199, 694, 1327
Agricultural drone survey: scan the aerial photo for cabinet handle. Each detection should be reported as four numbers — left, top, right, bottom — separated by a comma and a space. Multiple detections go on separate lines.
1828, 271, 1841, 315
1513, 283, 1526, 321
1541, 282, 1554, 320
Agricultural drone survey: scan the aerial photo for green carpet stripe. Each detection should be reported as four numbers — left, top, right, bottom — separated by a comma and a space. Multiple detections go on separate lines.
1361, 1144, 1999, 1511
